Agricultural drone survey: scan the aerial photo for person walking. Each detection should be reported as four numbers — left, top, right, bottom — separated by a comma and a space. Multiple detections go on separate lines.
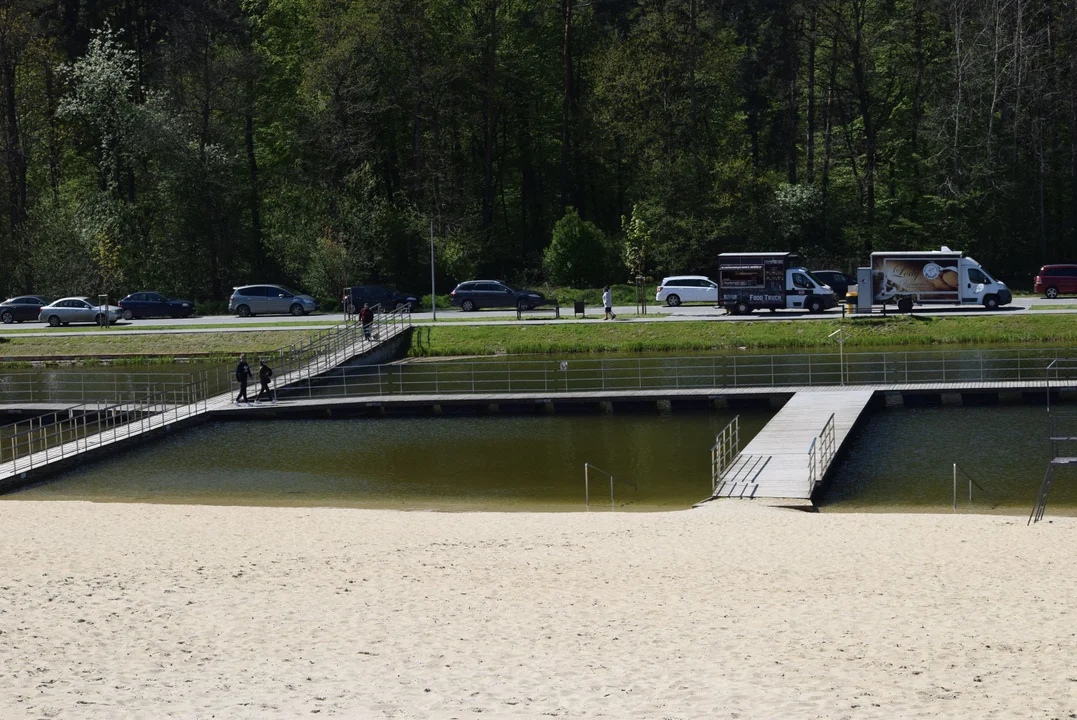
234, 353, 252, 405
257, 359, 275, 403
603, 286, 616, 321
360, 303, 374, 340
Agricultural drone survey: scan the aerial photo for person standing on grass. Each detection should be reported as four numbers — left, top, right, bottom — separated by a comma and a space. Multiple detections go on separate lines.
257, 359, 275, 403
234, 353, 252, 405
603, 286, 615, 321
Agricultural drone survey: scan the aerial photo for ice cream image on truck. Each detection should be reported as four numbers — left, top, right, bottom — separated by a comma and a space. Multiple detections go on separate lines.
864, 247, 1011, 313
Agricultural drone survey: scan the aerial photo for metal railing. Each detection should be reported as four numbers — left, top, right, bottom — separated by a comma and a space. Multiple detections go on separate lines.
0, 374, 211, 473
807, 413, 836, 492
953, 463, 988, 511
584, 462, 636, 509
229, 305, 412, 400
711, 416, 740, 492
0, 371, 195, 404
268, 347, 1077, 401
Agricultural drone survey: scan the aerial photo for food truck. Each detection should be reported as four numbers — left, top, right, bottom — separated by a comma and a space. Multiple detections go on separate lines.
717, 252, 838, 315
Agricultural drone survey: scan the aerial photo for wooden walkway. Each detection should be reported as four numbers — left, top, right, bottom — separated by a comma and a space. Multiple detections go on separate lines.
713, 390, 876, 501
0, 317, 411, 487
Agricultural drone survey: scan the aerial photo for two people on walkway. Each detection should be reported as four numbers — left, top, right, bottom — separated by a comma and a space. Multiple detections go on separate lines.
603, 286, 616, 321
234, 353, 275, 404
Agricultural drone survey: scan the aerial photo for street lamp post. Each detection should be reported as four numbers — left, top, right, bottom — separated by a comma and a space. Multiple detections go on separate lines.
429, 218, 437, 322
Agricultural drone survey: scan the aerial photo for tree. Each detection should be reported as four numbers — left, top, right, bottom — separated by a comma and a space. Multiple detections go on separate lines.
543, 207, 607, 286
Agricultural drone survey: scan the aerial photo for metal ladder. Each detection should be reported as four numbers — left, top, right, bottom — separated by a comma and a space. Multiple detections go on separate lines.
1030, 410, 1077, 524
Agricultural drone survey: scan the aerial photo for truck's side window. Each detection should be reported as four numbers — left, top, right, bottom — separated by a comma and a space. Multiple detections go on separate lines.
792, 273, 813, 289
967, 268, 989, 284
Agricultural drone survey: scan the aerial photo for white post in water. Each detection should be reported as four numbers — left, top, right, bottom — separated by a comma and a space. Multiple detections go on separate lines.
953, 463, 957, 511
430, 218, 437, 322
584, 463, 589, 507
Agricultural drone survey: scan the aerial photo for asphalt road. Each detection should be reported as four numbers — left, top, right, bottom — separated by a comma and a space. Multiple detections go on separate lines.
1, 295, 1074, 339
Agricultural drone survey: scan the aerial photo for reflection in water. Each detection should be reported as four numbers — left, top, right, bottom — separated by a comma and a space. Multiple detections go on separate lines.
819, 405, 1077, 513
4, 411, 772, 511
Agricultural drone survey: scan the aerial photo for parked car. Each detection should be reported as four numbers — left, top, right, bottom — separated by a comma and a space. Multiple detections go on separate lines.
655, 275, 718, 306
812, 270, 858, 301
38, 297, 123, 327
118, 291, 195, 320
0, 295, 52, 324
228, 284, 318, 317
450, 281, 546, 312
1034, 264, 1077, 299
345, 285, 421, 312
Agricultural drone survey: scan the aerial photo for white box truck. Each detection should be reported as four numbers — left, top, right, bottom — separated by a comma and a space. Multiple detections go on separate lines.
718, 252, 838, 314
861, 247, 1012, 313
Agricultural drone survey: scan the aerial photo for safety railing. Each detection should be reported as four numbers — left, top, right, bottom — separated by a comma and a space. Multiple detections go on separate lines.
0, 373, 211, 472
711, 416, 741, 492
269, 347, 1077, 401
584, 462, 636, 509
953, 463, 989, 511
230, 305, 412, 400
807, 413, 836, 493
0, 371, 195, 404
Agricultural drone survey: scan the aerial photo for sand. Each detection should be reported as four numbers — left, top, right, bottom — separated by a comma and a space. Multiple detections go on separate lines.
1, 500, 1076, 719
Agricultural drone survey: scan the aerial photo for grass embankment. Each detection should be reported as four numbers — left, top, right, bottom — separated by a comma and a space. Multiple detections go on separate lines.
0, 330, 316, 361
408, 314, 1077, 357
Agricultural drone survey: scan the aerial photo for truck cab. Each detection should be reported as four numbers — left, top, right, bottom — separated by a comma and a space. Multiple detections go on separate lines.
958, 257, 1011, 309
717, 252, 838, 315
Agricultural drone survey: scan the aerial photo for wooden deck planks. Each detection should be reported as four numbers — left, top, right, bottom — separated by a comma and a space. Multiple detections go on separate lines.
716, 390, 875, 501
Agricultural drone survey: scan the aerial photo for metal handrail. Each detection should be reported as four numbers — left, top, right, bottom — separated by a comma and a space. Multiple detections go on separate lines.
0, 371, 195, 404
711, 416, 740, 492
584, 462, 636, 509
953, 463, 989, 511
267, 347, 1077, 401
807, 413, 836, 493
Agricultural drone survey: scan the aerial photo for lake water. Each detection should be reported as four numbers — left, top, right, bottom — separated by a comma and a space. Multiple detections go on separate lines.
4, 410, 772, 511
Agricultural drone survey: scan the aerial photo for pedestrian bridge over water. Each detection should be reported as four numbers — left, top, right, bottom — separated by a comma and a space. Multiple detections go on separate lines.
1, 345, 1074, 501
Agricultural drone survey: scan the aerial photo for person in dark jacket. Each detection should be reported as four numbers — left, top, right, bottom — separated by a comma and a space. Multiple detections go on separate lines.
234, 353, 252, 405
359, 303, 374, 339
257, 359, 275, 403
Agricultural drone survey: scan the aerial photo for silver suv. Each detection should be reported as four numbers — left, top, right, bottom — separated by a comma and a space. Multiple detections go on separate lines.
229, 285, 319, 317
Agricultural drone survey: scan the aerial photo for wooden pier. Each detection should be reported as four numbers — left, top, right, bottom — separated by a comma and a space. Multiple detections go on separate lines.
713, 389, 875, 501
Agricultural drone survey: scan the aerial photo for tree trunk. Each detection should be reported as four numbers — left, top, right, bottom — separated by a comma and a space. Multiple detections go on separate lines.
2, 58, 26, 235
481, 0, 498, 232
560, 0, 574, 213
45, 61, 59, 202
850, 0, 875, 249
245, 79, 264, 275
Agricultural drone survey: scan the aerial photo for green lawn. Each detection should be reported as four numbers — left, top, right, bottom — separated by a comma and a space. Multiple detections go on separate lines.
0, 330, 317, 360
407, 314, 1077, 357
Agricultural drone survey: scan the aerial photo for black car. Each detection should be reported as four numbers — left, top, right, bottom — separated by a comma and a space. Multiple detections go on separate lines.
118, 292, 196, 320
450, 280, 546, 311
812, 270, 858, 301
345, 285, 421, 312
0, 295, 51, 323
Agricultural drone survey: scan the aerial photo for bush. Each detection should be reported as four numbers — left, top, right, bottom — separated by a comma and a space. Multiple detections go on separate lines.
543, 208, 609, 287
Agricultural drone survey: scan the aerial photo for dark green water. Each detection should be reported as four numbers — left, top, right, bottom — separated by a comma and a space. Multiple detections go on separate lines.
4, 411, 771, 511
819, 405, 1077, 514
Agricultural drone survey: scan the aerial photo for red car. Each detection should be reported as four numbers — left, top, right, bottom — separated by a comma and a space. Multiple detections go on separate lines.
1034, 265, 1077, 298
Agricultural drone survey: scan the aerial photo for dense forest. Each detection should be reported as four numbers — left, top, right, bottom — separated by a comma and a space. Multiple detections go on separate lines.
2, 0, 1076, 302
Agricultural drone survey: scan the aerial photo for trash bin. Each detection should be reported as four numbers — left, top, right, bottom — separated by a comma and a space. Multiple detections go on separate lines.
574, 300, 585, 317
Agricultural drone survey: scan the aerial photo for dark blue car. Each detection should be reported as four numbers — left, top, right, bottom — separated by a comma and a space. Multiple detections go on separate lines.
118, 292, 196, 320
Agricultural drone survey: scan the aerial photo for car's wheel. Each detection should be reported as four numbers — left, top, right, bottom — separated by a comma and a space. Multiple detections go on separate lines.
237, 304, 252, 318
983, 295, 1000, 310
48, 315, 60, 327
897, 297, 914, 314
666, 294, 681, 307
122, 309, 134, 321
807, 297, 824, 313
0, 310, 12, 324
461, 299, 475, 312
289, 303, 305, 316
1046, 286, 1059, 299
735, 301, 751, 315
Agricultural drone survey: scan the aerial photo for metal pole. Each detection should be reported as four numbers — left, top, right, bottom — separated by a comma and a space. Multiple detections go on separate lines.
953, 463, 957, 511
585, 464, 589, 507
610, 475, 615, 510
430, 217, 437, 322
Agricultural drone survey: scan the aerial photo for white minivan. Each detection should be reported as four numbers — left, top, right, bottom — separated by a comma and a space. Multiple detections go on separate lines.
655, 275, 719, 306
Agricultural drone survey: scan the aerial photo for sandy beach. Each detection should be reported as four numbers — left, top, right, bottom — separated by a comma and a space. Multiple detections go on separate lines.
1, 500, 1076, 718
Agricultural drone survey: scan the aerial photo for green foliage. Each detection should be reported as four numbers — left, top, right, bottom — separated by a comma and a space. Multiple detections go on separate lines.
543, 209, 610, 287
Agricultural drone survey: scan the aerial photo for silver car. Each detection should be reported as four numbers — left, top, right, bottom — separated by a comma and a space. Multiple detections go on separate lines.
228, 284, 319, 317
38, 297, 124, 327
